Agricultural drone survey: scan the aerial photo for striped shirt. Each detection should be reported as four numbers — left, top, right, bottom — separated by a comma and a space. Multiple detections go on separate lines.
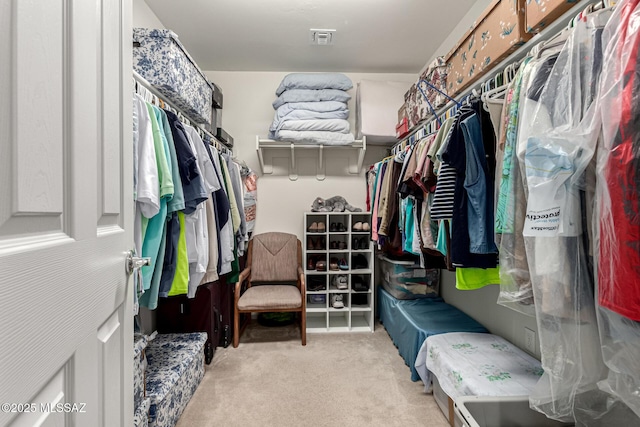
430, 164, 457, 220
430, 116, 460, 220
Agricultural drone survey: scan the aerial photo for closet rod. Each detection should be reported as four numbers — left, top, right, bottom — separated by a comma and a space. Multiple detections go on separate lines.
132, 70, 233, 155
391, 0, 604, 154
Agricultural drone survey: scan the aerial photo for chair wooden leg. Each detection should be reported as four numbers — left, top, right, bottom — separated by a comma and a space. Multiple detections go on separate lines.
233, 309, 240, 348
301, 311, 306, 346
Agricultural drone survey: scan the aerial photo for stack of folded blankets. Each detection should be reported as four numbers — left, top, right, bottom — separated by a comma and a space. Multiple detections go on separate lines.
269, 73, 356, 145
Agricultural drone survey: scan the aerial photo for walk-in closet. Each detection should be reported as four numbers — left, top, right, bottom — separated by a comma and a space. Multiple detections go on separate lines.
1, 0, 639, 426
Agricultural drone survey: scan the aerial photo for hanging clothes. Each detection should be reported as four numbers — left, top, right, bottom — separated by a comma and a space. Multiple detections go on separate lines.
241, 165, 258, 237
516, 9, 636, 425
200, 141, 222, 285
596, 0, 640, 420
140, 102, 174, 293
139, 105, 181, 310
133, 94, 159, 257
494, 57, 536, 311
184, 125, 217, 298
441, 99, 498, 269
211, 150, 234, 276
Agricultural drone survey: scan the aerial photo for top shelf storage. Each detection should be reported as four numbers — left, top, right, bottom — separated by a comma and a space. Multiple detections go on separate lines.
133, 28, 213, 126
256, 136, 367, 181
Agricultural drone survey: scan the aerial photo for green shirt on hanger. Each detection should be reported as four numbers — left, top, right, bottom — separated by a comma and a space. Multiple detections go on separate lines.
168, 211, 190, 296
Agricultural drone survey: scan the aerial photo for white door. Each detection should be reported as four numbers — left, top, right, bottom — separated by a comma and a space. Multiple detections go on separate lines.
0, 0, 133, 426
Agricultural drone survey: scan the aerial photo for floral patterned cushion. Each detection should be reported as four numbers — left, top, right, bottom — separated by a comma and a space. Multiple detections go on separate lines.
145, 333, 207, 427
133, 28, 213, 125
134, 334, 148, 409
134, 398, 150, 427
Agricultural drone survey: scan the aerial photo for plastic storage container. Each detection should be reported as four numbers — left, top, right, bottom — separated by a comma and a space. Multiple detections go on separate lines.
379, 255, 440, 299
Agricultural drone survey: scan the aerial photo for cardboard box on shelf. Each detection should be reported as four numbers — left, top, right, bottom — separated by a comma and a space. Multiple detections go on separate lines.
395, 118, 409, 139
445, 0, 531, 97
525, 0, 576, 34
398, 104, 408, 123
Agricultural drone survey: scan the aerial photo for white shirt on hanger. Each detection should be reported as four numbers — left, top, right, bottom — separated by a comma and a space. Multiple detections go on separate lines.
133, 94, 160, 256
185, 126, 220, 297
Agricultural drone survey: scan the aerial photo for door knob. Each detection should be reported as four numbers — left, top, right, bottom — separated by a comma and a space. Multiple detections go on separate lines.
126, 250, 151, 274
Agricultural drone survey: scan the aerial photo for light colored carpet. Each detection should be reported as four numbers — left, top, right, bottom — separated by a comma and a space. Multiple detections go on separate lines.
176, 321, 450, 427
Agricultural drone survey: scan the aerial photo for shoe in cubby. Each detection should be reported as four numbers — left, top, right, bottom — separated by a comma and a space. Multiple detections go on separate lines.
307, 216, 327, 233
331, 275, 348, 290
351, 253, 369, 271
352, 275, 369, 292
307, 275, 327, 292
308, 294, 326, 305
330, 294, 344, 309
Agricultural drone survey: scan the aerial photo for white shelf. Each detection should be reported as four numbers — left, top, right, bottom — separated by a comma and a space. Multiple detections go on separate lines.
351, 320, 374, 332
256, 135, 367, 181
306, 314, 328, 332
304, 212, 375, 333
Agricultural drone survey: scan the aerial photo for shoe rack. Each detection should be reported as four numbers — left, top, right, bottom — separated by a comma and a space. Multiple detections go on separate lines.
303, 212, 374, 333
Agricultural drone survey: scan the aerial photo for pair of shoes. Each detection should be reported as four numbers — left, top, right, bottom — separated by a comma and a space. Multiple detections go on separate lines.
308, 256, 328, 271
352, 276, 369, 292
331, 275, 348, 290
330, 222, 346, 232
308, 222, 326, 232
309, 294, 326, 304
330, 241, 347, 250
352, 238, 369, 250
308, 276, 326, 291
352, 222, 371, 231
352, 254, 368, 270
330, 257, 348, 271
316, 260, 327, 271
307, 237, 325, 250
331, 294, 344, 309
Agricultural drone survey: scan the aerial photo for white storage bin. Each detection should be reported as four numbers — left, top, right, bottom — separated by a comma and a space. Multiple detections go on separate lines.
433, 376, 455, 427
133, 28, 213, 125
355, 79, 408, 145
454, 396, 574, 427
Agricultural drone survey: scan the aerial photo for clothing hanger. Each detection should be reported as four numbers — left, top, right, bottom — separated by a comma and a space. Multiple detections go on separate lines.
418, 79, 462, 108
416, 84, 442, 126
536, 27, 570, 58
482, 84, 507, 112
417, 79, 464, 126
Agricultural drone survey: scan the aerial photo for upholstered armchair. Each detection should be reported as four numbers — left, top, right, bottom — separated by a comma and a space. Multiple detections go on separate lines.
233, 232, 306, 347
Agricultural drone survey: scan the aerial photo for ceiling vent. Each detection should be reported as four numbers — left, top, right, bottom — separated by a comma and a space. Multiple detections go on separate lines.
309, 29, 336, 46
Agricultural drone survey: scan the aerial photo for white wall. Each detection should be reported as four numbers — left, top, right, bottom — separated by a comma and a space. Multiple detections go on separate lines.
205, 71, 415, 241
133, 0, 165, 29
440, 272, 541, 358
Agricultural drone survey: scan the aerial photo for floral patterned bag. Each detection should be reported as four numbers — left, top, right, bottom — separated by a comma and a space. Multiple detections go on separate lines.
403, 57, 449, 129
